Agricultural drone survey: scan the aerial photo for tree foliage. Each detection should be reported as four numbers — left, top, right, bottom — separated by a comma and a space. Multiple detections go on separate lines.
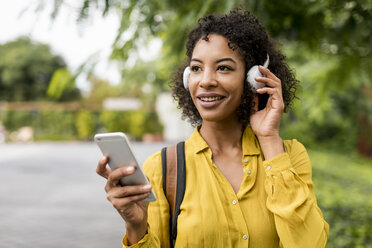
45, 0, 371, 67
0, 37, 81, 101
40, 0, 372, 150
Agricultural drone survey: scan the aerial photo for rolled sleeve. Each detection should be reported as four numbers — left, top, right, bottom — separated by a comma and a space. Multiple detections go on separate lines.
263, 152, 292, 175
123, 232, 152, 248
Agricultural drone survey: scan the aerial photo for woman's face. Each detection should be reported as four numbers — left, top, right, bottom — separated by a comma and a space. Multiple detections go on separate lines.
189, 34, 246, 124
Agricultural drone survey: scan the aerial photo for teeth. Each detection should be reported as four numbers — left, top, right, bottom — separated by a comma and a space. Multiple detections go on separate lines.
200, 96, 223, 102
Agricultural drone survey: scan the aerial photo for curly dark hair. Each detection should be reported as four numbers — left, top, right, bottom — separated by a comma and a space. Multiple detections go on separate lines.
170, 9, 298, 127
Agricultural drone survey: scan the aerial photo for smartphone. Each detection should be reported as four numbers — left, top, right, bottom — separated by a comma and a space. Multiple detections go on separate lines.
94, 132, 156, 202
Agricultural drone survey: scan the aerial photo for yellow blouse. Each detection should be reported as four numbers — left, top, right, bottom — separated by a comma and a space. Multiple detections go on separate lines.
123, 127, 329, 248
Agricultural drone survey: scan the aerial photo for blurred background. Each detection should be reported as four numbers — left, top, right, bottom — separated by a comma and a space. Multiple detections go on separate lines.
0, 0, 371, 247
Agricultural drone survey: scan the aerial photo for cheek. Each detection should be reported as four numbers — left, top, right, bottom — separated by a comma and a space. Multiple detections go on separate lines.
188, 74, 199, 90
188, 84, 198, 104
232, 77, 245, 95
231, 80, 245, 105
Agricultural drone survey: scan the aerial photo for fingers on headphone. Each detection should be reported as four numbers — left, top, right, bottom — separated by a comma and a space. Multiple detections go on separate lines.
258, 66, 280, 83
254, 76, 280, 89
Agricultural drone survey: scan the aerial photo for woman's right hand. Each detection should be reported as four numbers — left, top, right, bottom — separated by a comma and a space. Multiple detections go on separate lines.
96, 156, 151, 244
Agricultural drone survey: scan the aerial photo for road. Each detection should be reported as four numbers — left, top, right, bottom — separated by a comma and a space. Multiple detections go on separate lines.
0, 141, 168, 248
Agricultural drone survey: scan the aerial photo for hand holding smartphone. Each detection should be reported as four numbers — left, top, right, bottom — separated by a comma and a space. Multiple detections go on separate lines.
94, 132, 156, 202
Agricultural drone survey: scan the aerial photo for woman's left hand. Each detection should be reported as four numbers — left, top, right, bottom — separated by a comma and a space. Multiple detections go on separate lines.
249, 66, 285, 139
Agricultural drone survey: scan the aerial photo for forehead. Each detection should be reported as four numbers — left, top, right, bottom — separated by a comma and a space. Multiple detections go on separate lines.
191, 34, 243, 62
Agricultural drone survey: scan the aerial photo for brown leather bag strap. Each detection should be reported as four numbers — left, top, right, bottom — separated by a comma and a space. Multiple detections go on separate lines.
161, 142, 186, 248
165, 144, 177, 217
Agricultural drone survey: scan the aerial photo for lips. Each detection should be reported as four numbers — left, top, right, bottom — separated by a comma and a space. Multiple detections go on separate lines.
196, 93, 225, 108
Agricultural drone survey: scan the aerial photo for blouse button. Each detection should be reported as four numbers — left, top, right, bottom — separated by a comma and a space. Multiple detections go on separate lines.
243, 158, 248, 163
243, 234, 248, 240
266, 165, 271, 170
246, 169, 251, 175
232, 200, 237, 205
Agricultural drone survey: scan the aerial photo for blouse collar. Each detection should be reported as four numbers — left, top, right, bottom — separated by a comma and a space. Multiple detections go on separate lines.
187, 125, 261, 156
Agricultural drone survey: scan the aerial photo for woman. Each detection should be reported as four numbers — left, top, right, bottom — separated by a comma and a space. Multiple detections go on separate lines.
96, 10, 329, 248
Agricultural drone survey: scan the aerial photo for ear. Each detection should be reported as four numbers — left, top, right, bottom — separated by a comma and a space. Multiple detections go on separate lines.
183, 66, 191, 90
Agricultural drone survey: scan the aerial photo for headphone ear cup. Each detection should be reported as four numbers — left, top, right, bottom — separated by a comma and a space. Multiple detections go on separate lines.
246, 66, 265, 92
183, 66, 191, 90
246, 54, 270, 92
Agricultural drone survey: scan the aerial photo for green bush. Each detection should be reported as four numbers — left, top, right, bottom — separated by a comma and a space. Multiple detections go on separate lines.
75, 110, 95, 140
310, 149, 372, 248
2, 110, 35, 130
99, 110, 163, 140
2, 109, 162, 141
2, 109, 77, 140
143, 111, 163, 134
37, 110, 76, 140
280, 110, 358, 153
99, 110, 131, 134
127, 111, 146, 139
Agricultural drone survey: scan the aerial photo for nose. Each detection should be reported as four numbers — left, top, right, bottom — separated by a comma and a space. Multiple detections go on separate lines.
199, 68, 217, 88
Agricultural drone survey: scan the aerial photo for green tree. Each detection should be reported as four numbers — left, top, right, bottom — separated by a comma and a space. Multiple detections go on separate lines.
44, 0, 371, 71
0, 37, 81, 101
40, 0, 372, 151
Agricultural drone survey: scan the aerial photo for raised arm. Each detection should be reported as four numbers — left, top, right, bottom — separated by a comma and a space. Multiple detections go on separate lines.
249, 66, 329, 247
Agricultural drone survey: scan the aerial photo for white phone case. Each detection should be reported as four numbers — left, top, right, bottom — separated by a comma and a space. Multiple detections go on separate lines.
94, 132, 156, 202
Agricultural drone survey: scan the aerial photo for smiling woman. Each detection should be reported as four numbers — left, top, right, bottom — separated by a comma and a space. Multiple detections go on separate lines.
187, 35, 246, 125
96, 9, 329, 248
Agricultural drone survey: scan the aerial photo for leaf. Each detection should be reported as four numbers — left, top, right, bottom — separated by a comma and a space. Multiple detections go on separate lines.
47, 68, 74, 100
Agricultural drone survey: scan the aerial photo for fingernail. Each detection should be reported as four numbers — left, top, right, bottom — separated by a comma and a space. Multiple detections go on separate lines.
126, 166, 135, 173
143, 184, 151, 190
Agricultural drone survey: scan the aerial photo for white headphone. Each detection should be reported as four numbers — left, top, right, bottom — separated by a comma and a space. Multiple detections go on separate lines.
183, 54, 269, 92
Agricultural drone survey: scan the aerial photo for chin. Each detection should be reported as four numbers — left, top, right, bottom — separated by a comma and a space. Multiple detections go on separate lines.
199, 113, 238, 124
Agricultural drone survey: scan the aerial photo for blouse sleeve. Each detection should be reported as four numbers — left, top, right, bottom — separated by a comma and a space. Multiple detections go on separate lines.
263, 139, 329, 248
122, 152, 171, 248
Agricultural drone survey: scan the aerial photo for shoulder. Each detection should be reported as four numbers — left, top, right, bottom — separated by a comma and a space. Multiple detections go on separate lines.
283, 139, 312, 176
283, 139, 308, 156
142, 150, 162, 181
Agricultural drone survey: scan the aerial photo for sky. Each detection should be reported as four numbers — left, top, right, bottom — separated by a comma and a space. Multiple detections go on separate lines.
0, 1, 126, 93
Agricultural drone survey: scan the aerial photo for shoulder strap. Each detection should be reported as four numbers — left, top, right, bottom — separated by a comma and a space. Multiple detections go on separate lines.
161, 141, 186, 248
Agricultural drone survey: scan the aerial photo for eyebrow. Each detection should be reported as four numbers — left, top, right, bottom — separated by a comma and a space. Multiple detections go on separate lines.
216, 57, 236, 64
190, 57, 236, 64
191, 58, 203, 63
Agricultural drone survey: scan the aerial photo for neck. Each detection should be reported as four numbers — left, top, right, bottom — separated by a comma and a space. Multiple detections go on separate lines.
199, 119, 244, 152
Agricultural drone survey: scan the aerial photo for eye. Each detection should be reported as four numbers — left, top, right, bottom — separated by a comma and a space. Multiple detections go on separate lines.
217, 65, 232, 71
191, 65, 201, 72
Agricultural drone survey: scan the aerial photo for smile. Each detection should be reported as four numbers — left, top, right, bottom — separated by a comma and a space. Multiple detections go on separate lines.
199, 96, 224, 102
197, 94, 225, 109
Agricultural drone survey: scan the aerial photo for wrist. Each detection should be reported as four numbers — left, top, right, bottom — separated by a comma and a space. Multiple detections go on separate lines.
126, 221, 148, 245
257, 135, 284, 160
257, 134, 281, 144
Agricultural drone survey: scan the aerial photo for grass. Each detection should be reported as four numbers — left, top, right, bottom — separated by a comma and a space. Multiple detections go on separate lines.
309, 149, 372, 248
